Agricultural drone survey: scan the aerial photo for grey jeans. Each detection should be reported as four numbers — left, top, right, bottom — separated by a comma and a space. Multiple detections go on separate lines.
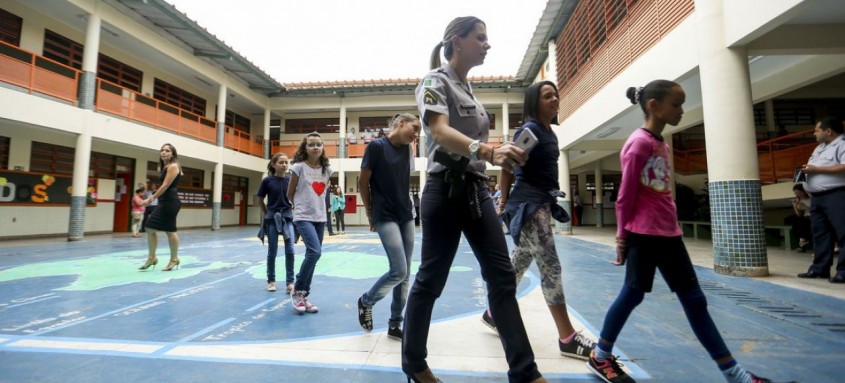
362, 219, 415, 327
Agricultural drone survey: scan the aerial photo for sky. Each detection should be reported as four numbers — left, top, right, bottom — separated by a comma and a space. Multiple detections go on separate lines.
165, 0, 548, 84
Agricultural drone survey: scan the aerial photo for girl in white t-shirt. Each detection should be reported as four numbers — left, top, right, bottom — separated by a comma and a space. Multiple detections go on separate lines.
288, 132, 333, 315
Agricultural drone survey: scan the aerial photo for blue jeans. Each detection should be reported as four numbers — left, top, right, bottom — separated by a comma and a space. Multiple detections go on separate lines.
294, 221, 325, 293
266, 218, 295, 284
362, 219, 415, 327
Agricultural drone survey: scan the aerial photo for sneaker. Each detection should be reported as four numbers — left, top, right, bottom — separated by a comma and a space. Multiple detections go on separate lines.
750, 374, 772, 383
559, 331, 595, 360
481, 310, 498, 334
286, 283, 295, 293
587, 352, 636, 383
358, 296, 373, 331
267, 282, 276, 292
387, 326, 403, 340
291, 291, 306, 314
303, 296, 319, 313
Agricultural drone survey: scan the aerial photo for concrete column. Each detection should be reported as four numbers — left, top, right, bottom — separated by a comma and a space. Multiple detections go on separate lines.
216, 84, 227, 147
263, 109, 271, 159
78, 11, 101, 110
338, 170, 346, 197
339, 99, 347, 158
695, 0, 767, 276
212, 161, 223, 230
68, 131, 92, 241
666, 133, 677, 201
764, 99, 776, 138
418, 123, 428, 157
558, 149, 572, 235
501, 102, 510, 142
546, 40, 558, 84
594, 163, 603, 228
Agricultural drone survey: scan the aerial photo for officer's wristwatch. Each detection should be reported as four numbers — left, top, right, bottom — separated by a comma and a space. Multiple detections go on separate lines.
468, 139, 481, 161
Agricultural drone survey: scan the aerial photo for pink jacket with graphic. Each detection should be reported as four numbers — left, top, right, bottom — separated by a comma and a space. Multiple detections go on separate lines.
615, 128, 682, 239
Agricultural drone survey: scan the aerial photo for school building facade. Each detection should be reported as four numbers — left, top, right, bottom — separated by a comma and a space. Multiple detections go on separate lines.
1, 0, 844, 277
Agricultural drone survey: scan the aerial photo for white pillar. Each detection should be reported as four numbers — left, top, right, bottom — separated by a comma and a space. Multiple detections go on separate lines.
263, 109, 271, 159
558, 149, 572, 235
212, 161, 223, 230
68, 130, 92, 240
339, 170, 346, 197
339, 99, 347, 158
764, 99, 776, 137
78, 10, 101, 110
501, 102, 510, 142
695, 0, 767, 276
216, 84, 227, 147
594, 163, 603, 228
546, 40, 558, 84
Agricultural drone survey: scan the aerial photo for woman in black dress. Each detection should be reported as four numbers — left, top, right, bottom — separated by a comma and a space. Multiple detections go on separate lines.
139, 143, 183, 271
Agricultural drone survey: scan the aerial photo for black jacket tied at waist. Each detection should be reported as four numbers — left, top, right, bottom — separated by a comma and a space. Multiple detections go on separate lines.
502, 181, 569, 246
432, 150, 489, 220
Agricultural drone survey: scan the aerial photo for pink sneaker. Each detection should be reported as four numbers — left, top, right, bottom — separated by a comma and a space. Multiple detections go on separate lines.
303, 296, 319, 313
291, 291, 306, 314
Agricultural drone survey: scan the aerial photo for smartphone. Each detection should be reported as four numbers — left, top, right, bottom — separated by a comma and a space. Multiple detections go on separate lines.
514, 128, 539, 154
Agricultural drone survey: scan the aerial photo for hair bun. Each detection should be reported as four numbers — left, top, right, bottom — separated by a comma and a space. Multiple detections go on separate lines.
625, 87, 638, 104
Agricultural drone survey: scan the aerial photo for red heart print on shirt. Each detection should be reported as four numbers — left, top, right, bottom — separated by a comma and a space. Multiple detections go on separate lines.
312, 181, 326, 196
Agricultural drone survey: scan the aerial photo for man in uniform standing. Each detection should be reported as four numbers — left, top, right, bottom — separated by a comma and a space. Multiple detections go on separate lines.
797, 117, 845, 283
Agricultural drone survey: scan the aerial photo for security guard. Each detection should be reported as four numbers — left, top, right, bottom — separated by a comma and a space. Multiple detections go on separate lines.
798, 117, 845, 283
401, 15, 547, 383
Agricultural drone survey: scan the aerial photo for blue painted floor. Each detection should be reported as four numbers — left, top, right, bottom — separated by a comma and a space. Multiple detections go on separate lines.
0, 227, 840, 382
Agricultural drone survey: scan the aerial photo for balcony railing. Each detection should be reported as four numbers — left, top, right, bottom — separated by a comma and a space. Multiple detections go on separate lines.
0, 40, 80, 103
673, 129, 817, 184
96, 78, 218, 144
269, 139, 338, 158
224, 125, 264, 157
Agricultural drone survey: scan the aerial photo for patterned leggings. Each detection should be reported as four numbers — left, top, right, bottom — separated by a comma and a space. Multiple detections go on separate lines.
511, 204, 566, 306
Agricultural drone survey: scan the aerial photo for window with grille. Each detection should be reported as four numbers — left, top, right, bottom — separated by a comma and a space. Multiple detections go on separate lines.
0, 135, 9, 169
30, 142, 75, 176
509, 113, 524, 129
42, 30, 143, 91
222, 174, 248, 193
285, 118, 341, 134
225, 110, 251, 133
359, 116, 391, 131
0, 8, 22, 46
90, 152, 116, 179
154, 78, 207, 117
775, 108, 815, 126
180, 166, 204, 188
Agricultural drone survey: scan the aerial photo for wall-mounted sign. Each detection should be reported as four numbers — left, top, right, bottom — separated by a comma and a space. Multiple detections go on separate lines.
0, 171, 96, 205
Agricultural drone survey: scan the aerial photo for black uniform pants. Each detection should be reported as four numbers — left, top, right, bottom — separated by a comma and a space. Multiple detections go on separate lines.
401, 177, 541, 383
809, 187, 845, 276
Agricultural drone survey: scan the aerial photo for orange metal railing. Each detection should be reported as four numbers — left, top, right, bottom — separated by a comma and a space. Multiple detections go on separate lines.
96, 78, 218, 144
673, 129, 817, 184
269, 139, 339, 158
0, 40, 80, 103
224, 125, 264, 157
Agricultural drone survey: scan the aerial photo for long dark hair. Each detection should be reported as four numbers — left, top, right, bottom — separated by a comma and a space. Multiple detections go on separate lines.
429, 16, 485, 69
293, 132, 330, 175
159, 143, 178, 170
266, 152, 288, 176
522, 80, 559, 126
625, 80, 679, 117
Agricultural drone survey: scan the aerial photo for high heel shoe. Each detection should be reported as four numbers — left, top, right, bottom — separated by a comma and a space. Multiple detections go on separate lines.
138, 258, 158, 271
162, 258, 180, 271
405, 368, 443, 383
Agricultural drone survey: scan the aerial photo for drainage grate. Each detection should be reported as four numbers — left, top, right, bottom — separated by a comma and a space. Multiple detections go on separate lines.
699, 280, 845, 334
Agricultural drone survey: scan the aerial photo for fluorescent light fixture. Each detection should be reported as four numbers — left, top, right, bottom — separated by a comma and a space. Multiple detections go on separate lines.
596, 126, 621, 139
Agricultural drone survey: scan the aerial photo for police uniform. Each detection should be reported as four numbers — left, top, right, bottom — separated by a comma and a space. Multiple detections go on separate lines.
803, 135, 845, 280
402, 64, 542, 383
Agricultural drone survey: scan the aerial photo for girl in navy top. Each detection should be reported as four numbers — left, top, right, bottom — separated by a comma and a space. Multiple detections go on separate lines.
257, 153, 295, 293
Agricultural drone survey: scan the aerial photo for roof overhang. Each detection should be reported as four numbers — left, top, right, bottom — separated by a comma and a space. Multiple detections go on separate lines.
515, 0, 579, 83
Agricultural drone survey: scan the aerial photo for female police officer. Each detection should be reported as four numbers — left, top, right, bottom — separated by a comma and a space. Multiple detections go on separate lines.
401, 16, 547, 383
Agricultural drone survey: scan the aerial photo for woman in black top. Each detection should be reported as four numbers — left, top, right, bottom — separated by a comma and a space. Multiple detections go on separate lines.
139, 143, 183, 272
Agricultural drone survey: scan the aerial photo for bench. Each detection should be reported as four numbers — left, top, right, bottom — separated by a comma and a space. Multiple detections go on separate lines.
678, 221, 793, 249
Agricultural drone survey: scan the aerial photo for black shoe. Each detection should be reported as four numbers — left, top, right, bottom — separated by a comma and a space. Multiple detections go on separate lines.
481, 310, 498, 334
587, 352, 636, 383
387, 326, 403, 340
797, 270, 830, 279
830, 274, 845, 283
357, 296, 373, 331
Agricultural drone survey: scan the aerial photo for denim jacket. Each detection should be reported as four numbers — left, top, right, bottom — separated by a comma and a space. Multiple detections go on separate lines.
502, 181, 569, 246
257, 209, 293, 244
